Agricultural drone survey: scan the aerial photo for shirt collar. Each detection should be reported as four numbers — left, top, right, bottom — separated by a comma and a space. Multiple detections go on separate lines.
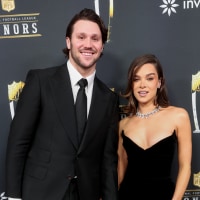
67, 60, 95, 88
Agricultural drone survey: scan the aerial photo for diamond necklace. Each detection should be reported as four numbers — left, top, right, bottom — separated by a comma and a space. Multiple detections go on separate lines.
136, 106, 161, 119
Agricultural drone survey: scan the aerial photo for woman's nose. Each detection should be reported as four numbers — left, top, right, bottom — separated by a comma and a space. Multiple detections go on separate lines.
139, 80, 146, 88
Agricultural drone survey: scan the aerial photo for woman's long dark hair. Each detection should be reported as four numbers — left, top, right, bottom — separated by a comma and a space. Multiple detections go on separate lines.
122, 54, 170, 115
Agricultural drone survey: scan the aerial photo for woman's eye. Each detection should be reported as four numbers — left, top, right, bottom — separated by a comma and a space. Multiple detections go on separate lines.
147, 77, 154, 81
133, 78, 139, 82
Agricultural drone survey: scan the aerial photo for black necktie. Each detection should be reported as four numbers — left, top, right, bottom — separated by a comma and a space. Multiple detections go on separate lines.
75, 78, 88, 144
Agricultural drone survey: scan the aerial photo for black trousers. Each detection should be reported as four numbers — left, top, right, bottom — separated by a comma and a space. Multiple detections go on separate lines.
63, 179, 80, 200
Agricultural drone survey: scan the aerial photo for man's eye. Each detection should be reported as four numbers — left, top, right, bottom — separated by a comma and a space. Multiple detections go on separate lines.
78, 36, 84, 39
92, 38, 98, 41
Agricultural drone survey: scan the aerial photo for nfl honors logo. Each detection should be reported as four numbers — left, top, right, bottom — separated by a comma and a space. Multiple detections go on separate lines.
1, 0, 15, 12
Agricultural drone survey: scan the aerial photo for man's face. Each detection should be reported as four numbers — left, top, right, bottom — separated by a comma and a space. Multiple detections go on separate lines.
66, 20, 104, 74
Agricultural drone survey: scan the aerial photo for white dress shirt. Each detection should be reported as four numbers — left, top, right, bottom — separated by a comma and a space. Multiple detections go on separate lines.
67, 60, 95, 116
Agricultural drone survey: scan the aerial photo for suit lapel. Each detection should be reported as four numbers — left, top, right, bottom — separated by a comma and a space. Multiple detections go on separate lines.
49, 68, 111, 152
49, 64, 79, 149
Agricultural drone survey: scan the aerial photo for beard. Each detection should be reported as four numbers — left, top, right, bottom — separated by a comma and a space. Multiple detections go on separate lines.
69, 43, 102, 70
71, 52, 100, 69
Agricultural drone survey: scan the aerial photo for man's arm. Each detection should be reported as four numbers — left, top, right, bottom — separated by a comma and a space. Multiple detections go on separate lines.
6, 70, 41, 198
101, 94, 119, 200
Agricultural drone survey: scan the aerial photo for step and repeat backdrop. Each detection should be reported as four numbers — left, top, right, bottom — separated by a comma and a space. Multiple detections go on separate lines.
0, 0, 200, 199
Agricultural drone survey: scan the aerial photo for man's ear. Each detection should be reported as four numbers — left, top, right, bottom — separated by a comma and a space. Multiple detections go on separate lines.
66, 37, 71, 50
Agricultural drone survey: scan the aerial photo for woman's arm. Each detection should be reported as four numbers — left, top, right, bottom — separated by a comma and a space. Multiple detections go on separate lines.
172, 108, 192, 200
117, 120, 128, 189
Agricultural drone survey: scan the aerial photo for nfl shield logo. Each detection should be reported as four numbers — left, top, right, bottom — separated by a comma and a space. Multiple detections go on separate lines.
1, 0, 15, 12
8, 81, 25, 102
194, 172, 200, 188
8, 81, 25, 119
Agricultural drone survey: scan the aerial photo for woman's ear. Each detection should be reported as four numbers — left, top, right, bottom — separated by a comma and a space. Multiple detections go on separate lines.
157, 80, 161, 89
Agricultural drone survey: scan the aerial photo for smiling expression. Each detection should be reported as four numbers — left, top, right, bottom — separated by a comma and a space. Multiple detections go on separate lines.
133, 63, 161, 105
66, 20, 104, 75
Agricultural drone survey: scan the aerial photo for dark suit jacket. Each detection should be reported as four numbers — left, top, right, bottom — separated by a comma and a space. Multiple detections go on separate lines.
6, 64, 119, 200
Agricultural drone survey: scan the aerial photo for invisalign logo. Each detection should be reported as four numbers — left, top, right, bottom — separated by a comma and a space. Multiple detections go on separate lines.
160, 0, 200, 17
160, 0, 179, 16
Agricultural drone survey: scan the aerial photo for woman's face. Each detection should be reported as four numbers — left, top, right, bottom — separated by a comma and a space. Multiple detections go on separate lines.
133, 63, 161, 106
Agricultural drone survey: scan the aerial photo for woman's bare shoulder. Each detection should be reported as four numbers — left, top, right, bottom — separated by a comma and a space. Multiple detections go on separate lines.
162, 105, 188, 114
162, 106, 190, 123
119, 115, 132, 130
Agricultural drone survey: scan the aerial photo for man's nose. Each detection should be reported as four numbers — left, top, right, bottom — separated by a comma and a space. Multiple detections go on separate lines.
85, 38, 92, 47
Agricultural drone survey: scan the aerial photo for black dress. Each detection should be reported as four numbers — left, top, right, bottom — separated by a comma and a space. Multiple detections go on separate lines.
119, 130, 177, 200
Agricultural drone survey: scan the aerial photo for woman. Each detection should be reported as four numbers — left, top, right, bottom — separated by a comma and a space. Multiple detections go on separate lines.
118, 54, 192, 200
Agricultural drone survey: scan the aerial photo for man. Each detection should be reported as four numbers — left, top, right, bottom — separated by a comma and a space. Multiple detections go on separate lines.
6, 8, 119, 200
